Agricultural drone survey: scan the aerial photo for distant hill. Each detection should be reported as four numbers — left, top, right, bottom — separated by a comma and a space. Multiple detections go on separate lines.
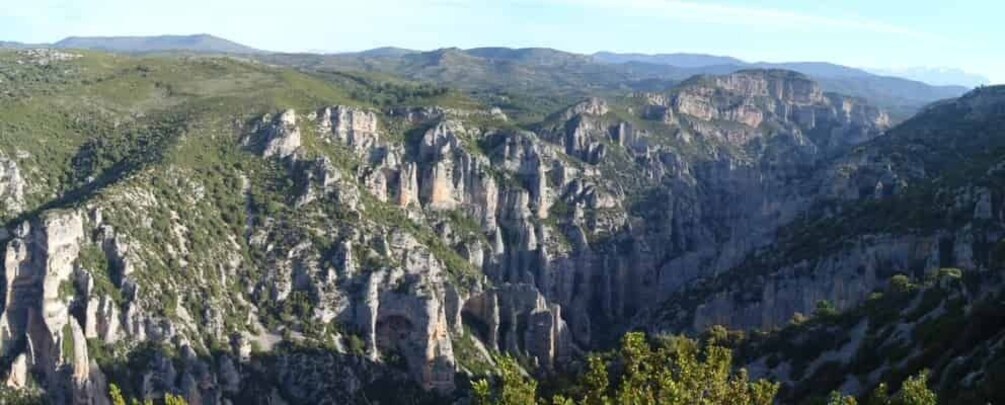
2, 37, 969, 120
466, 47, 593, 65
750, 61, 873, 78
0, 41, 35, 49
594, 51, 969, 118
53, 34, 264, 54
867, 66, 991, 88
259, 47, 966, 120
594, 53, 883, 78
594, 52, 744, 68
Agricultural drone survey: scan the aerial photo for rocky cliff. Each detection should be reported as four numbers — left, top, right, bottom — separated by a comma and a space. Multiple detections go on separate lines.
649, 86, 1005, 332
0, 48, 997, 404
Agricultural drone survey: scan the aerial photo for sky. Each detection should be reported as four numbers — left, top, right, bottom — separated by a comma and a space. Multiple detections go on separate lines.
2, 0, 1002, 83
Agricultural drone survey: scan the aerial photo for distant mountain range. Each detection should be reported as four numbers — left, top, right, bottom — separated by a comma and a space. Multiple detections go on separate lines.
866, 66, 990, 88
0, 34, 264, 54
592, 52, 884, 78
592, 52, 992, 87
589, 52, 972, 111
291, 46, 965, 119
331, 47, 979, 90
592, 51, 745, 68
0, 34, 975, 115
0, 41, 39, 49
2, 41, 1003, 404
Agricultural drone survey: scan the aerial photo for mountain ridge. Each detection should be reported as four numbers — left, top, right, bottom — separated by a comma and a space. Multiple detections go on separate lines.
594, 51, 983, 88
264, 45, 964, 120
0, 32, 976, 98
1, 44, 1002, 404
867, 66, 991, 87
52, 33, 265, 54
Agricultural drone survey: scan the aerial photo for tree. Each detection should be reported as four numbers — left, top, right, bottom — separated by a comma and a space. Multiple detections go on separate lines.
473, 332, 780, 405
604, 332, 776, 405
750, 378, 781, 405
474, 356, 537, 405
889, 275, 913, 295
894, 370, 936, 405
582, 355, 610, 405
0, 386, 44, 405
109, 384, 127, 405
815, 300, 839, 318
164, 393, 189, 405
473, 378, 493, 405
108, 383, 187, 405
551, 395, 576, 405
827, 391, 859, 405
866, 383, 891, 405
615, 332, 655, 404
499, 356, 538, 405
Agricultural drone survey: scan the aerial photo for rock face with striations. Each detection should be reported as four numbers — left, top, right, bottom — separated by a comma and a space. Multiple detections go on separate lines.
317, 106, 381, 157
261, 109, 302, 159
355, 230, 457, 391
649, 86, 1005, 334
0, 152, 25, 218
668, 70, 890, 148
0, 211, 96, 401
12, 60, 987, 404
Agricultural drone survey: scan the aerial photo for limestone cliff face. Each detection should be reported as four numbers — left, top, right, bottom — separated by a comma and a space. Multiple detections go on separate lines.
4, 67, 964, 404
665, 181, 1002, 334
355, 231, 457, 392
667, 70, 890, 149
317, 106, 381, 157
0, 152, 25, 218
565, 70, 892, 335
417, 120, 478, 211
252, 104, 585, 377
0, 211, 101, 402
649, 87, 1005, 335
305, 107, 575, 373
260, 109, 302, 159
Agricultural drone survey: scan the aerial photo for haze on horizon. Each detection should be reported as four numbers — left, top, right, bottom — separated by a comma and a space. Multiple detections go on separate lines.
2, 0, 1001, 84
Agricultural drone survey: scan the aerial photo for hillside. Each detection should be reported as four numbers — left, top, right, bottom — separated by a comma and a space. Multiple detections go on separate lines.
0, 34, 967, 119
592, 51, 745, 67
53, 34, 264, 54
595, 52, 969, 119
260, 47, 965, 121
0, 46, 1002, 404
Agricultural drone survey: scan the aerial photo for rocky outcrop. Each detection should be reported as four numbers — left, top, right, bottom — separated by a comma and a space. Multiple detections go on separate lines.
542, 99, 613, 164
416, 121, 500, 223
667, 70, 890, 149
0, 210, 93, 401
466, 285, 573, 370
397, 163, 420, 208
261, 109, 301, 159
560, 98, 608, 121
354, 230, 457, 391
295, 157, 342, 207
0, 152, 25, 218
317, 106, 380, 157
2, 62, 958, 404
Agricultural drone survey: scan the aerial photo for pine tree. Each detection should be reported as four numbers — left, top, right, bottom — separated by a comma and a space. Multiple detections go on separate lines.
894, 370, 936, 405
164, 393, 189, 405
473, 378, 493, 405
498, 356, 538, 405
109, 384, 127, 405
582, 355, 610, 405
866, 383, 891, 405
827, 391, 859, 405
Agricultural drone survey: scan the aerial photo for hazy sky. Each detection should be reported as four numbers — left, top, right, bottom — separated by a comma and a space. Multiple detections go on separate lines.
3, 0, 1002, 83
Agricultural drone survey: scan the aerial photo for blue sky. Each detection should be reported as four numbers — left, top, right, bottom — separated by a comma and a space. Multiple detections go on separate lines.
3, 0, 1002, 83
